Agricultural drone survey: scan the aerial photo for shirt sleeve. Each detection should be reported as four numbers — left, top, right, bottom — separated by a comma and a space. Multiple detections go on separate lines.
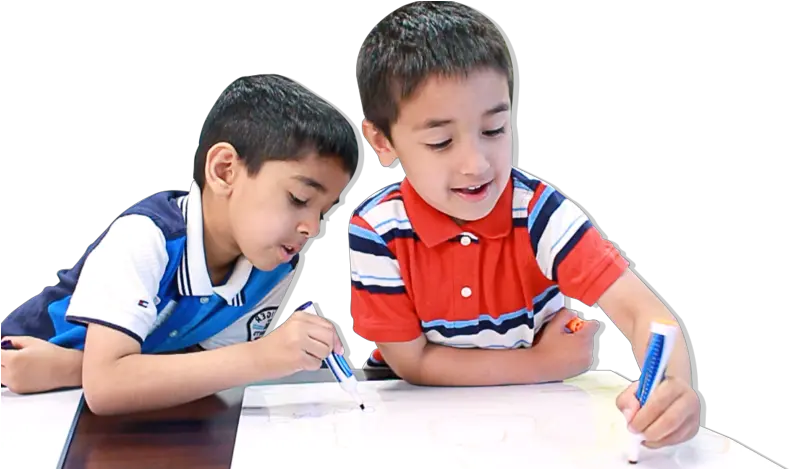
65, 214, 169, 344
527, 183, 629, 306
198, 269, 296, 350
348, 214, 423, 343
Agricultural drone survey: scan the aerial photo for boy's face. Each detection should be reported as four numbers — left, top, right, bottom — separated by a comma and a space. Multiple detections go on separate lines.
365, 68, 512, 222
221, 152, 350, 271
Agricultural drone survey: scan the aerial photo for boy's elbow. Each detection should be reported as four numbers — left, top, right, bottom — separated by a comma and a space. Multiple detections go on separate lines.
82, 366, 127, 416
376, 337, 430, 386
83, 383, 116, 415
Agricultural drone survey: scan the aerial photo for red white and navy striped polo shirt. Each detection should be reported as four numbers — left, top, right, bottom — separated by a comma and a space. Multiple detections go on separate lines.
348, 167, 629, 368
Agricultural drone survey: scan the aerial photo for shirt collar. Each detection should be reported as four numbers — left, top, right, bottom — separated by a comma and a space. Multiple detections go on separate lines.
176, 181, 253, 305
400, 175, 514, 248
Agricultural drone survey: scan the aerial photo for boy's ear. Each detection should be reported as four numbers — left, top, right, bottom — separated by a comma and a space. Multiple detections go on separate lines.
361, 120, 398, 167
204, 142, 240, 196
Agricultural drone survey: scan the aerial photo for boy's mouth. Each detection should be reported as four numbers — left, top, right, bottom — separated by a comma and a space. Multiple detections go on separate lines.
280, 244, 298, 257
451, 180, 492, 200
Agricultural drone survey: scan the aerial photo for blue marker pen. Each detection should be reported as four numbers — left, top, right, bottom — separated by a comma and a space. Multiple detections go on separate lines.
294, 301, 367, 411
627, 320, 679, 464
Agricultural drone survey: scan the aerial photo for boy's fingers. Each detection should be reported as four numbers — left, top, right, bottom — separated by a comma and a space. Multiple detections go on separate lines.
334, 334, 345, 355
550, 308, 578, 330
578, 319, 600, 335
4, 336, 38, 349
642, 397, 698, 446
616, 381, 640, 422
629, 381, 684, 433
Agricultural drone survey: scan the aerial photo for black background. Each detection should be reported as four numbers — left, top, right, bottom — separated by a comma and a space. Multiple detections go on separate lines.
0, 2, 787, 463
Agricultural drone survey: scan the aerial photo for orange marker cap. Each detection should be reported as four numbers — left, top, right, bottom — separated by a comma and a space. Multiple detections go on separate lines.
566, 317, 584, 332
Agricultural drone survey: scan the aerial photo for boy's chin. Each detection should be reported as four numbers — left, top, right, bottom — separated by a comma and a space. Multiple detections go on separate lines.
246, 252, 285, 272
442, 198, 498, 223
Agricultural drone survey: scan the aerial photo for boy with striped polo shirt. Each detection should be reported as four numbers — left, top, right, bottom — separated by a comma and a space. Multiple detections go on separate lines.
349, 1, 700, 450
1, 74, 356, 415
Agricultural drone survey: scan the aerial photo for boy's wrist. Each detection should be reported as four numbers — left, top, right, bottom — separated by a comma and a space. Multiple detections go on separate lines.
53, 348, 84, 388
516, 347, 560, 383
243, 338, 294, 382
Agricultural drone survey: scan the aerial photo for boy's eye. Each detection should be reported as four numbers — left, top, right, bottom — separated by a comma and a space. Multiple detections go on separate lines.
426, 139, 451, 150
483, 126, 505, 137
289, 193, 308, 207
425, 128, 503, 150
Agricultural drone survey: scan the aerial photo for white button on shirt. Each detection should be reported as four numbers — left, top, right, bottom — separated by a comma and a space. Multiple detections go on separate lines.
460, 236, 471, 246
461, 287, 472, 298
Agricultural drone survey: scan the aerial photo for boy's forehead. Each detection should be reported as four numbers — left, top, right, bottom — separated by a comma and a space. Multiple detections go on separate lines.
395, 69, 511, 129
282, 153, 350, 191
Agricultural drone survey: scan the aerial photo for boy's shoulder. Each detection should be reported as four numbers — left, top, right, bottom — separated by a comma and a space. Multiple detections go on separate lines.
115, 189, 190, 239
349, 180, 407, 232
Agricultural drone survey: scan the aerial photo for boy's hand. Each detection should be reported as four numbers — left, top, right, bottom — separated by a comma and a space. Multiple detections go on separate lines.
0, 336, 82, 393
532, 308, 599, 380
255, 310, 344, 376
616, 377, 701, 448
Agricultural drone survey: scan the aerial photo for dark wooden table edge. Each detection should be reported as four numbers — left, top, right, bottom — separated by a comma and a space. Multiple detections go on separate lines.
55, 368, 400, 469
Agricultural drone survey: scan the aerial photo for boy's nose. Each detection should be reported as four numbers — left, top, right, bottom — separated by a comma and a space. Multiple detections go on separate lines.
298, 216, 321, 239
459, 145, 491, 176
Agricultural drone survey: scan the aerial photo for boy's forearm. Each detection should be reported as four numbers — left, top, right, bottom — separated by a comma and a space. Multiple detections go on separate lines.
55, 344, 210, 391
56, 348, 84, 388
407, 343, 557, 386
631, 311, 693, 385
84, 342, 276, 415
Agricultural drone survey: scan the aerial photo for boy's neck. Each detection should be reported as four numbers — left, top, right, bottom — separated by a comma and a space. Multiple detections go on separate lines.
201, 190, 240, 286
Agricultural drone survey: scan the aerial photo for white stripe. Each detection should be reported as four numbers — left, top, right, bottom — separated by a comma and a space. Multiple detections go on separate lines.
176, 197, 187, 296
533, 291, 566, 332
363, 199, 412, 234
424, 292, 566, 349
425, 324, 537, 349
349, 250, 404, 288
535, 199, 588, 279
511, 187, 534, 219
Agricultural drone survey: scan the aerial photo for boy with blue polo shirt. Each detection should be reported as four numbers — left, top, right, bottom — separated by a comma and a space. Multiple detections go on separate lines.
1, 74, 356, 415
349, 1, 700, 450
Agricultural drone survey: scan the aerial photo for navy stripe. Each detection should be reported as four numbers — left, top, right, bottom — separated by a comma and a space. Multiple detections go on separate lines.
513, 217, 528, 229
551, 220, 592, 281
239, 290, 245, 306
289, 253, 300, 269
529, 189, 564, 254
380, 228, 418, 244
511, 168, 542, 191
181, 197, 193, 296
67, 316, 144, 345
533, 286, 560, 313
349, 234, 396, 259
422, 314, 535, 338
351, 280, 406, 295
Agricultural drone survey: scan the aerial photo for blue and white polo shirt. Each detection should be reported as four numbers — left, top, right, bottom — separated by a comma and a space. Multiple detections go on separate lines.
1, 182, 298, 353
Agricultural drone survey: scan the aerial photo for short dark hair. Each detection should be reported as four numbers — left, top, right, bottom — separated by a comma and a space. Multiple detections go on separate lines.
356, 1, 514, 141
194, 74, 358, 189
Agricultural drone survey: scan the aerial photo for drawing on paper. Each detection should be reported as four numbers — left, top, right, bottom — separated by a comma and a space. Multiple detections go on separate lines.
230, 371, 765, 469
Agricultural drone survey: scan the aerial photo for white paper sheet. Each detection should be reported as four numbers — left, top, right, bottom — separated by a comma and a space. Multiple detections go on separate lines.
0, 387, 84, 468
230, 371, 780, 469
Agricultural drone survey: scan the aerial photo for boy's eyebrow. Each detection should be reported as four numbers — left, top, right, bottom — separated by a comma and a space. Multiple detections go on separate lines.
414, 102, 511, 131
292, 175, 326, 193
